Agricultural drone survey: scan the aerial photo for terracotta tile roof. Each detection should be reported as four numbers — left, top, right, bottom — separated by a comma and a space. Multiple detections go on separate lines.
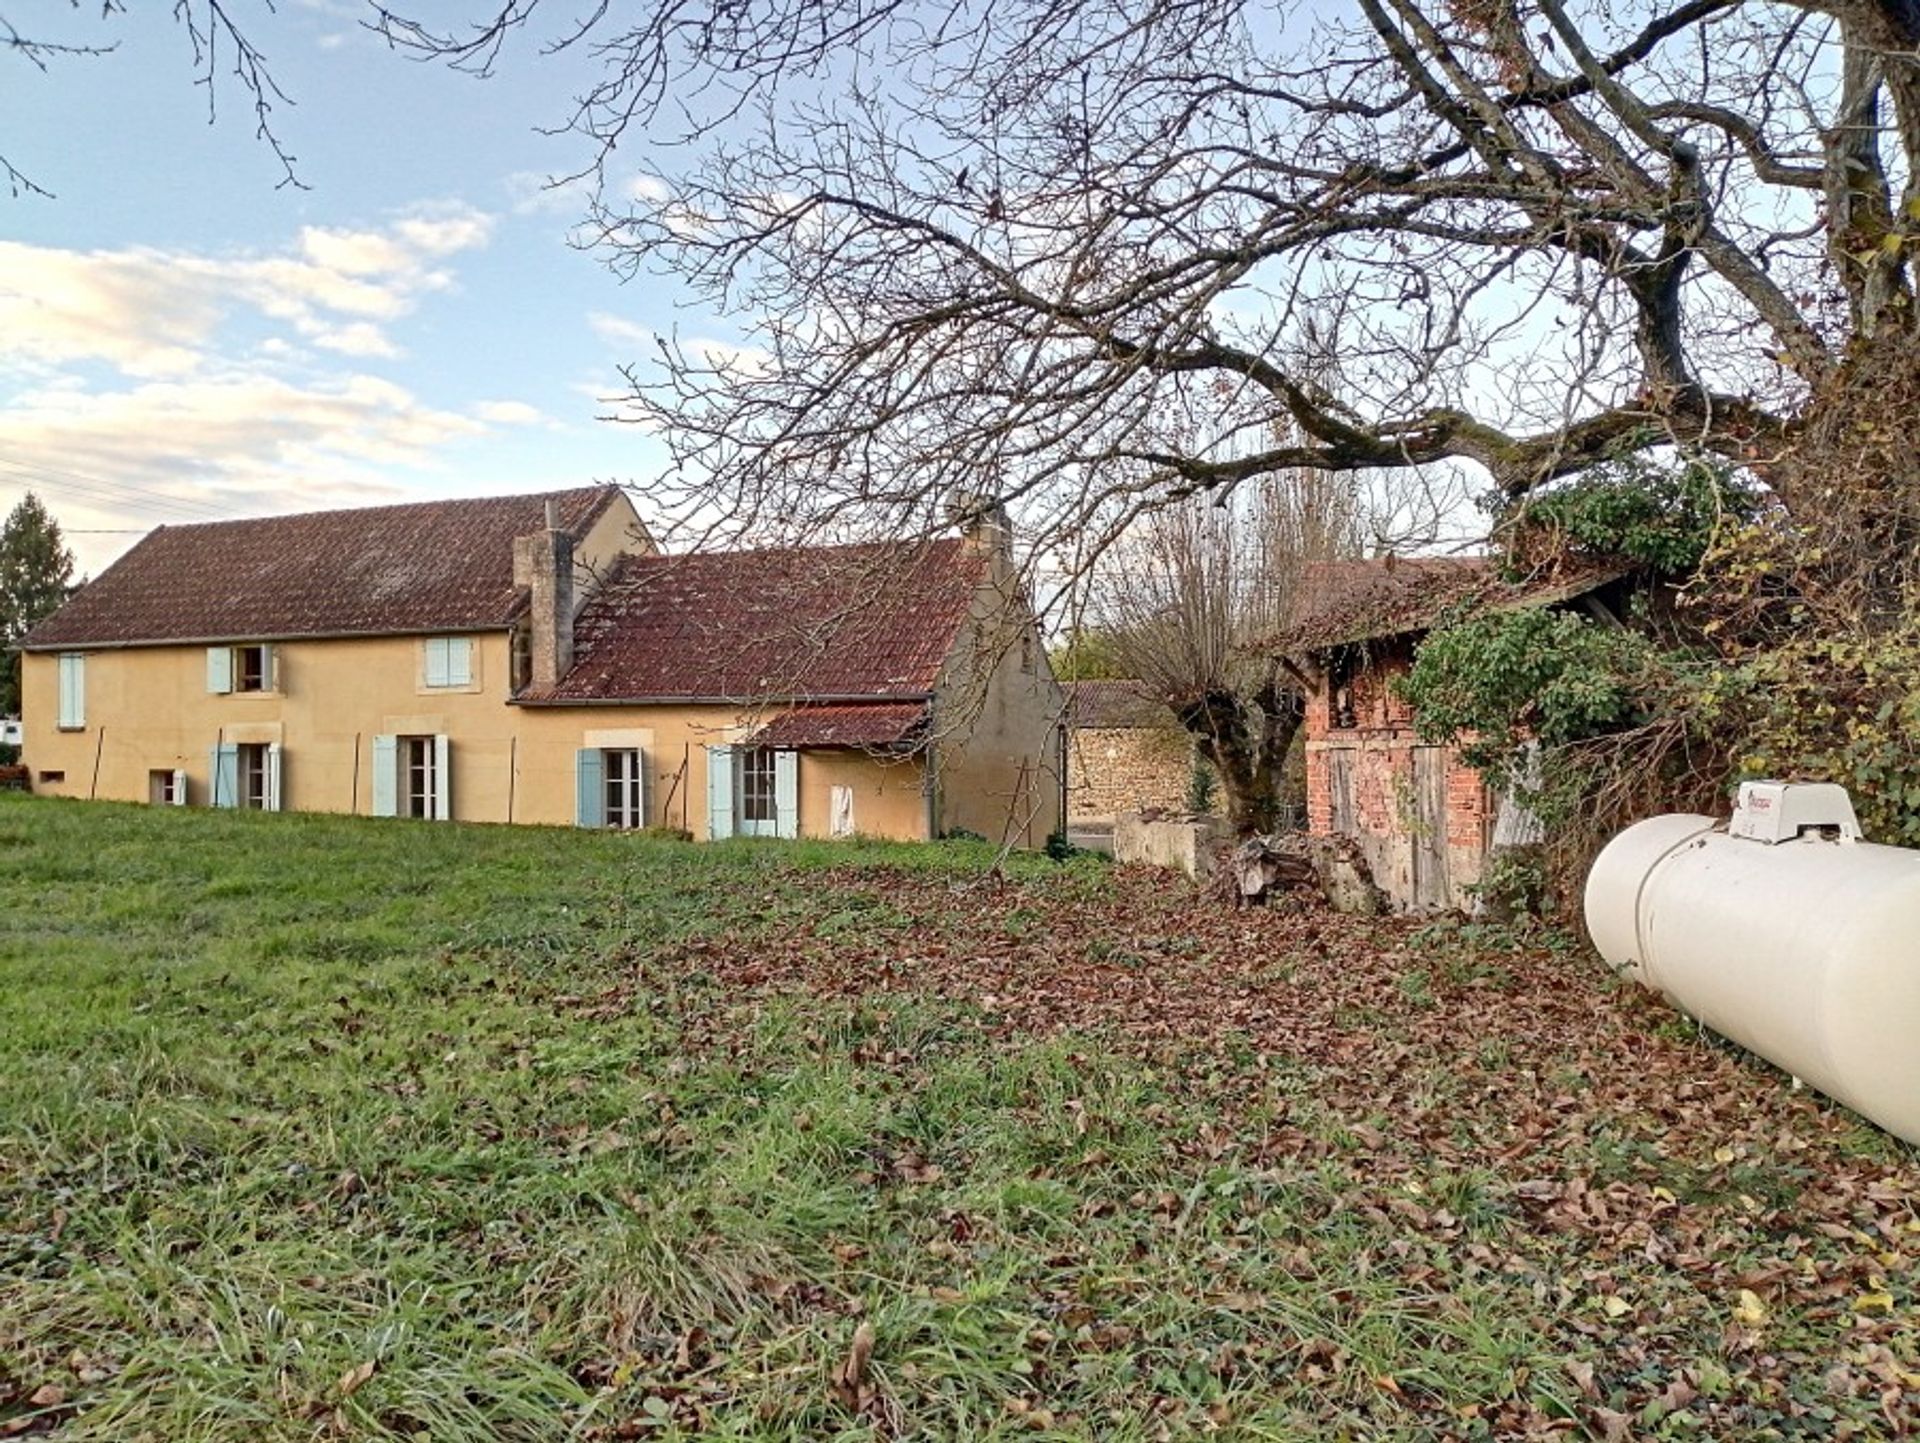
21, 486, 625, 650
1064, 679, 1170, 730
750, 702, 930, 749
1275, 555, 1627, 652
526, 538, 987, 703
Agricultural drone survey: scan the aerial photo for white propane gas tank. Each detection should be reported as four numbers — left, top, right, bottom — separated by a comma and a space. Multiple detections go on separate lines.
1585, 781, 1920, 1147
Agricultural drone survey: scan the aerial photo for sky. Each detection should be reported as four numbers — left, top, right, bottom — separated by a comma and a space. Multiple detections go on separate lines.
0, 3, 715, 575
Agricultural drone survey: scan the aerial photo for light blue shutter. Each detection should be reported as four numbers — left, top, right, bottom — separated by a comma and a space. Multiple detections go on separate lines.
265, 744, 283, 812
206, 646, 232, 695
433, 735, 452, 821
576, 748, 605, 828
170, 768, 188, 806
706, 745, 735, 840
371, 735, 398, 817
774, 751, 799, 839
447, 638, 472, 687
208, 743, 239, 809
424, 638, 449, 688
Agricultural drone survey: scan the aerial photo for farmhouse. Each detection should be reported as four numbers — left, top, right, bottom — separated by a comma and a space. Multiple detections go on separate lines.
18, 486, 1063, 845
1284, 555, 1624, 912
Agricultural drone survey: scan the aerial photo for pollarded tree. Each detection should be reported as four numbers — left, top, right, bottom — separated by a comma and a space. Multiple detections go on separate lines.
1095, 469, 1363, 834
0, 493, 75, 716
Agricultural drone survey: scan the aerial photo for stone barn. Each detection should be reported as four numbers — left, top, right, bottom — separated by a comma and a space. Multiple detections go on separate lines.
1282, 556, 1625, 913
1063, 680, 1195, 826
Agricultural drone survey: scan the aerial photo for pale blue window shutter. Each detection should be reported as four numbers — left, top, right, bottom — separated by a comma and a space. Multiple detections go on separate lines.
209, 743, 239, 809
447, 638, 472, 687
264, 644, 280, 694
774, 751, 799, 839
206, 646, 233, 695
171, 768, 188, 806
424, 638, 449, 688
433, 735, 452, 821
266, 743, 283, 813
58, 654, 85, 728
576, 748, 605, 828
371, 734, 398, 817
706, 745, 735, 840
636, 747, 650, 828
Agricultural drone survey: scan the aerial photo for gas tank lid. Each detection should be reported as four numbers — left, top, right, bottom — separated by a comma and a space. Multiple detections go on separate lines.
1728, 780, 1863, 844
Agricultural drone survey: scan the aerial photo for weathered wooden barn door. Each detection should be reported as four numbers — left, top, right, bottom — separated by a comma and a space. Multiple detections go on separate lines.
1411, 747, 1449, 911
1327, 748, 1355, 836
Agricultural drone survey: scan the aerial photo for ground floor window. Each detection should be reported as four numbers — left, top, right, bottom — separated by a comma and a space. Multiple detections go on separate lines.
706, 745, 798, 840
209, 742, 279, 810
149, 769, 184, 806
605, 748, 644, 829
739, 747, 777, 834
403, 735, 440, 819
238, 743, 272, 810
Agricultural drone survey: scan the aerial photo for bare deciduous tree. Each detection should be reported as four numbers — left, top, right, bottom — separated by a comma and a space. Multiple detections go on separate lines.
374, 0, 1919, 604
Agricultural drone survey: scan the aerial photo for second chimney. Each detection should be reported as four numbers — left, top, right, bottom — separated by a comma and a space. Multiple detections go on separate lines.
513, 499, 575, 689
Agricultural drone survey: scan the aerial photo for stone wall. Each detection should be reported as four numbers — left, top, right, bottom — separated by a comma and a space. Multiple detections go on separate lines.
1067, 725, 1193, 824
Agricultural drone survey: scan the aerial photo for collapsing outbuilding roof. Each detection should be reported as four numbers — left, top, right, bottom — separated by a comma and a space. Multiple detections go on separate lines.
1275, 555, 1629, 654
1063, 679, 1172, 731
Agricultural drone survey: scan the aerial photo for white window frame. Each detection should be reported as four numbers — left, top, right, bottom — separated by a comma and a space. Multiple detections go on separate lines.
389, 734, 451, 821
604, 747, 645, 830
235, 742, 282, 812
57, 653, 85, 730
737, 747, 779, 836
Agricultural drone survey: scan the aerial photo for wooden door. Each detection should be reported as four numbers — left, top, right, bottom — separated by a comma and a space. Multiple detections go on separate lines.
1327, 748, 1355, 836
1411, 747, 1449, 911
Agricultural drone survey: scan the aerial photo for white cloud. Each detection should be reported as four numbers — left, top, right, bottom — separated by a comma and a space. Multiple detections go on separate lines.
0, 206, 548, 571
588, 312, 654, 349
472, 399, 548, 426
0, 205, 494, 380
627, 174, 672, 204
312, 323, 401, 358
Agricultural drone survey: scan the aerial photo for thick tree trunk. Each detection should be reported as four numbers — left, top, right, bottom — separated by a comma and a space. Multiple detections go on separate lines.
1175, 680, 1305, 837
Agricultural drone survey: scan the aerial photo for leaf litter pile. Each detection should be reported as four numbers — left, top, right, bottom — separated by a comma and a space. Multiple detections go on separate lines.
0, 802, 1915, 1440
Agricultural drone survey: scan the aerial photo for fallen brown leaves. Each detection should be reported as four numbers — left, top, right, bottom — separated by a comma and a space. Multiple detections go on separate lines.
563, 859, 1919, 1435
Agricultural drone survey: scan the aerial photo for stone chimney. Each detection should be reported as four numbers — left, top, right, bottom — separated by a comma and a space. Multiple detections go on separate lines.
513, 499, 575, 689
947, 489, 1012, 559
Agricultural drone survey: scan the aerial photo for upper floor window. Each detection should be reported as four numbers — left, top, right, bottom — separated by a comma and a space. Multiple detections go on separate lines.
208, 644, 276, 695
423, 636, 474, 689
57, 653, 85, 729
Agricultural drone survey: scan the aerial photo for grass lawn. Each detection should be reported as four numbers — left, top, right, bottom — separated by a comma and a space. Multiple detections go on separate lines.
1, 794, 1915, 1441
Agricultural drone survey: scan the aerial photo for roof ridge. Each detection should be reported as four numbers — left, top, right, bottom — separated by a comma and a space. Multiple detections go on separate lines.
139, 483, 622, 535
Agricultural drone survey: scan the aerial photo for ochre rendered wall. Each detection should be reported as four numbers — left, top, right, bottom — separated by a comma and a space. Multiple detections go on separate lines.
20, 650, 933, 841
927, 548, 1065, 847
